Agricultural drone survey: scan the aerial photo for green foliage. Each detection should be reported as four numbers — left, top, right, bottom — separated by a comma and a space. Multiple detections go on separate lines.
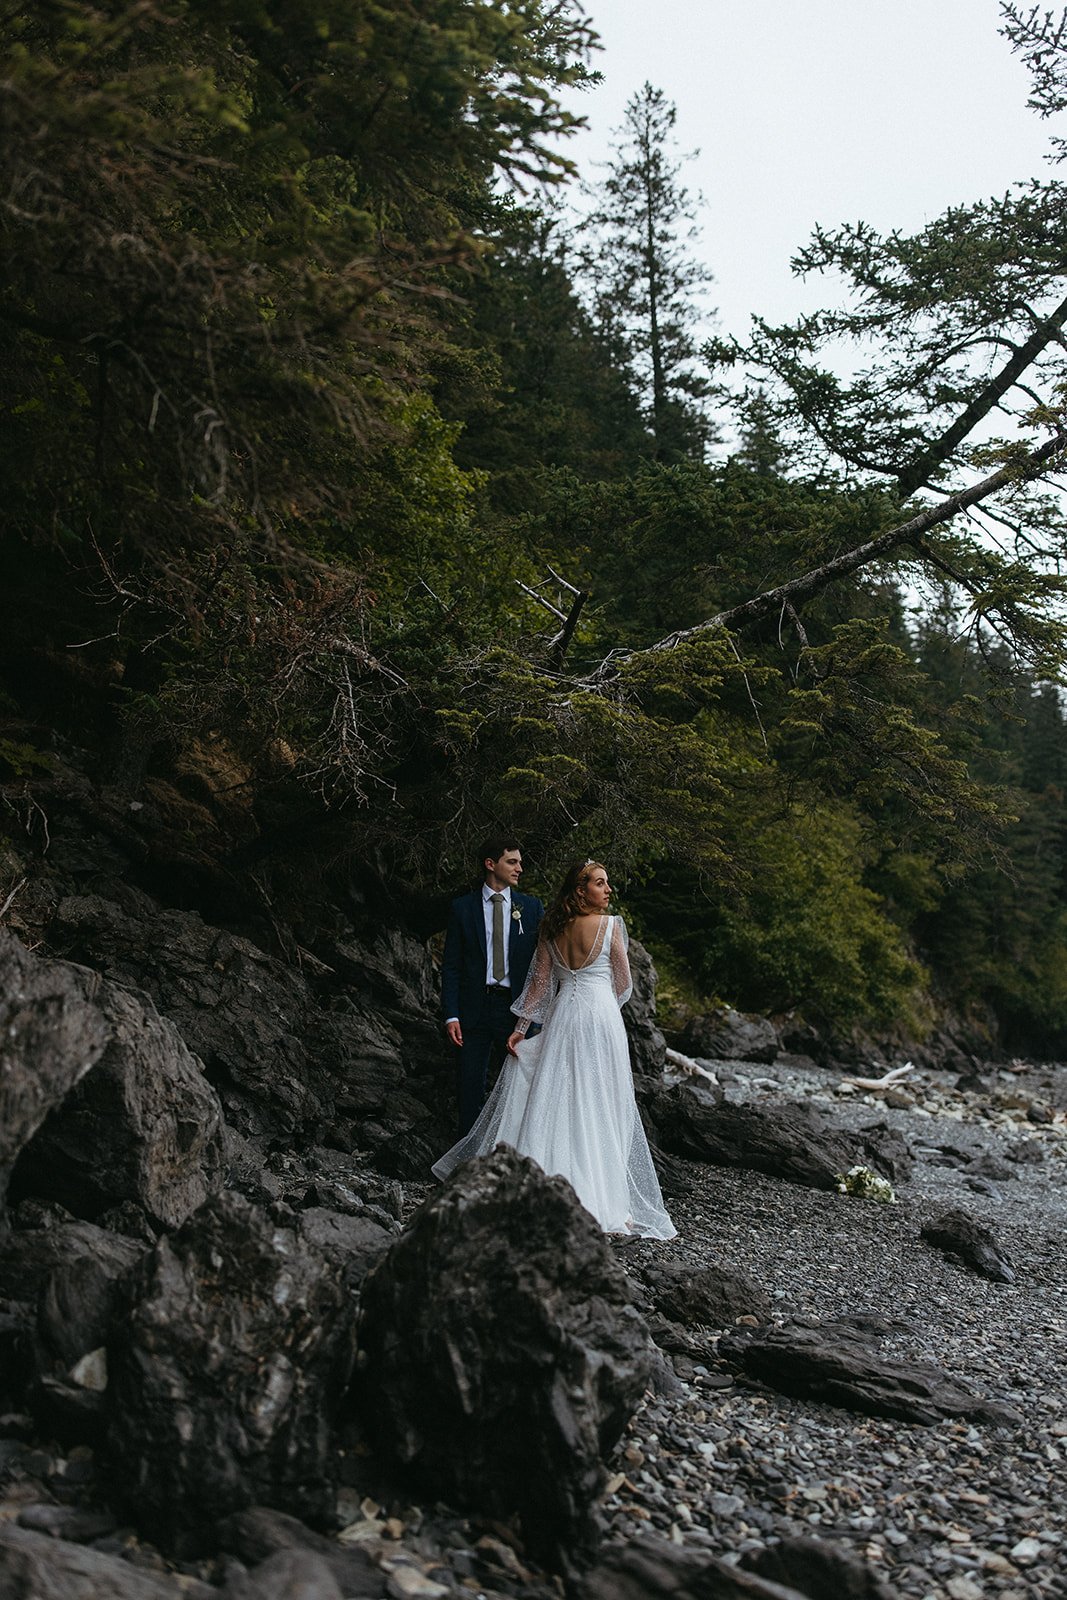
639, 803, 926, 1030
443, 201, 650, 497
5, 0, 1067, 1060
0, 0, 597, 578
0, 740, 53, 781
777, 618, 1003, 851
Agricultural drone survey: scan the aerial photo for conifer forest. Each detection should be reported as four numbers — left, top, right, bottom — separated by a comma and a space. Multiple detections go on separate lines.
4, 9, 1067, 1600
6, 0, 1067, 1053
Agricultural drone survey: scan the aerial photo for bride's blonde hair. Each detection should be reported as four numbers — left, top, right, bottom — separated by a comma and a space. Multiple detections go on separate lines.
542, 859, 606, 940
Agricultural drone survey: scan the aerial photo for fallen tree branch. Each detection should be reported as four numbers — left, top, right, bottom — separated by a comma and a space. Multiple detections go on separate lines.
842, 1062, 915, 1091
587, 428, 1067, 681
518, 570, 589, 665
664, 1046, 720, 1086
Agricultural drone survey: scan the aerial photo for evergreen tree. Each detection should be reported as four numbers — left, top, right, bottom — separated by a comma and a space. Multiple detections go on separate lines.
441, 201, 649, 497
731, 387, 788, 477
582, 83, 717, 462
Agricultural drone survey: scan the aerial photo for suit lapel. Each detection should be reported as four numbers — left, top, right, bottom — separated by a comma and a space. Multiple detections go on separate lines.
467, 889, 484, 960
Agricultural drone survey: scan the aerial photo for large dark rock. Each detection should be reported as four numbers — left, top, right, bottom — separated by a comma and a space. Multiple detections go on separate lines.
15, 1505, 118, 1542
637, 1257, 771, 1329
369, 1123, 443, 1181
0, 1523, 215, 1599
0, 930, 110, 1232
294, 1209, 393, 1302
680, 1007, 778, 1065
107, 1192, 356, 1550
2, 1214, 146, 1431
920, 1207, 1016, 1283
648, 1086, 910, 1190
719, 1319, 1018, 1425
580, 1539, 809, 1599
37, 1246, 140, 1371
356, 1147, 651, 1571
27, 1225, 149, 1442
741, 1537, 894, 1600
222, 1548, 347, 1600
0, 1298, 33, 1408
52, 892, 416, 1138
850, 1119, 912, 1182
12, 975, 224, 1231
0, 1217, 143, 1304
328, 924, 447, 1072
624, 936, 668, 1078
969, 1150, 1016, 1181
216, 1507, 384, 1597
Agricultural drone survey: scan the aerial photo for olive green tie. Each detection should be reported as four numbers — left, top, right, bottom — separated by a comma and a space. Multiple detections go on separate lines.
490, 892, 506, 982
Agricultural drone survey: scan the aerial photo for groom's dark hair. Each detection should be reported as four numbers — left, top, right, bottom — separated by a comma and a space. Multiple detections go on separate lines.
478, 835, 521, 876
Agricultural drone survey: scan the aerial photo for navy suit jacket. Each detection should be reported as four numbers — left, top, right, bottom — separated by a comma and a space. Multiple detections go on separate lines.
441, 887, 544, 1029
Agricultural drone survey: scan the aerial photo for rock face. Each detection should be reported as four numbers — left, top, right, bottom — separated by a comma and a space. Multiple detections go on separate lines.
31, 1230, 147, 1443
719, 1319, 1017, 1426
107, 1192, 356, 1550
0, 931, 110, 1232
624, 936, 668, 1078
920, 1207, 1016, 1283
294, 1209, 392, 1292
14, 982, 224, 1233
52, 892, 420, 1139
679, 1007, 779, 1065
580, 1538, 810, 1599
1, 929, 223, 1234
356, 1147, 651, 1571
222, 1548, 347, 1600
648, 1085, 910, 1191
0, 1216, 143, 1304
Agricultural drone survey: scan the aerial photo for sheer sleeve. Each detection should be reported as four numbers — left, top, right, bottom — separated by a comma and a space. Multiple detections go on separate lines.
610, 916, 633, 1008
510, 936, 557, 1035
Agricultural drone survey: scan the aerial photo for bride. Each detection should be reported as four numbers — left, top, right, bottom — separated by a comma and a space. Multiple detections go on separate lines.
432, 859, 676, 1240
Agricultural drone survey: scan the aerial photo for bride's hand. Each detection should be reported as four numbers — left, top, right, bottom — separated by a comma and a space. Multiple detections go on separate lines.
506, 1030, 525, 1056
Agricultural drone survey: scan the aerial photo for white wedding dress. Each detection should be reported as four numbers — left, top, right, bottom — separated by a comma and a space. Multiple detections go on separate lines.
433, 915, 676, 1240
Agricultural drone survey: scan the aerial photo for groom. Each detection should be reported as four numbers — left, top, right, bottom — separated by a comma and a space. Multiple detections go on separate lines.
441, 836, 544, 1137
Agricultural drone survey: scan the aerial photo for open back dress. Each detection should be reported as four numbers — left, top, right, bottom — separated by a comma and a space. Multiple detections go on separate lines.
432, 914, 675, 1240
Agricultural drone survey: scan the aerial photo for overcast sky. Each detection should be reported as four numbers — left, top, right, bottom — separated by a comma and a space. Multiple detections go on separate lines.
563, 0, 1058, 343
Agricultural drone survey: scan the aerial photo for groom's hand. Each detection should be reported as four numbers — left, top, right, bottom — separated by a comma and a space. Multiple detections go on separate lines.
445, 1019, 463, 1048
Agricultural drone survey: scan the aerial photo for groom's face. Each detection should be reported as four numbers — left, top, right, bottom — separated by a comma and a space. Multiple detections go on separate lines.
485, 849, 523, 890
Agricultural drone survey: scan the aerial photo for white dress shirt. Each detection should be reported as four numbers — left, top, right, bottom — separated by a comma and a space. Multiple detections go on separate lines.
444, 883, 515, 1025
482, 882, 512, 987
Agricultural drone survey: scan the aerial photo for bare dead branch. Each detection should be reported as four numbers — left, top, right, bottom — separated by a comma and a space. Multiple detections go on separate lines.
0, 877, 27, 922
726, 633, 768, 750
548, 588, 589, 665
517, 579, 568, 622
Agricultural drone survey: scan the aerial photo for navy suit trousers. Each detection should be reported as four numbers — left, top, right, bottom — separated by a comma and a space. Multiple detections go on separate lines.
456, 987, 515, 1137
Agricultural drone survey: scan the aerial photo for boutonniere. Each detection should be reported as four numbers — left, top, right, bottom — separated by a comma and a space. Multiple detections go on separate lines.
511, 906, 524, 934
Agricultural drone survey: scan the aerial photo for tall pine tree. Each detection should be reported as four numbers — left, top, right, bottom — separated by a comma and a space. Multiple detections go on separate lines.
582, 83, 717, 462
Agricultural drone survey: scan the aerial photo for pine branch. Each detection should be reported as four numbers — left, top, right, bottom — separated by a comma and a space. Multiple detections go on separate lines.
897, 289, 1067, 494
587, 427, 1067, 680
